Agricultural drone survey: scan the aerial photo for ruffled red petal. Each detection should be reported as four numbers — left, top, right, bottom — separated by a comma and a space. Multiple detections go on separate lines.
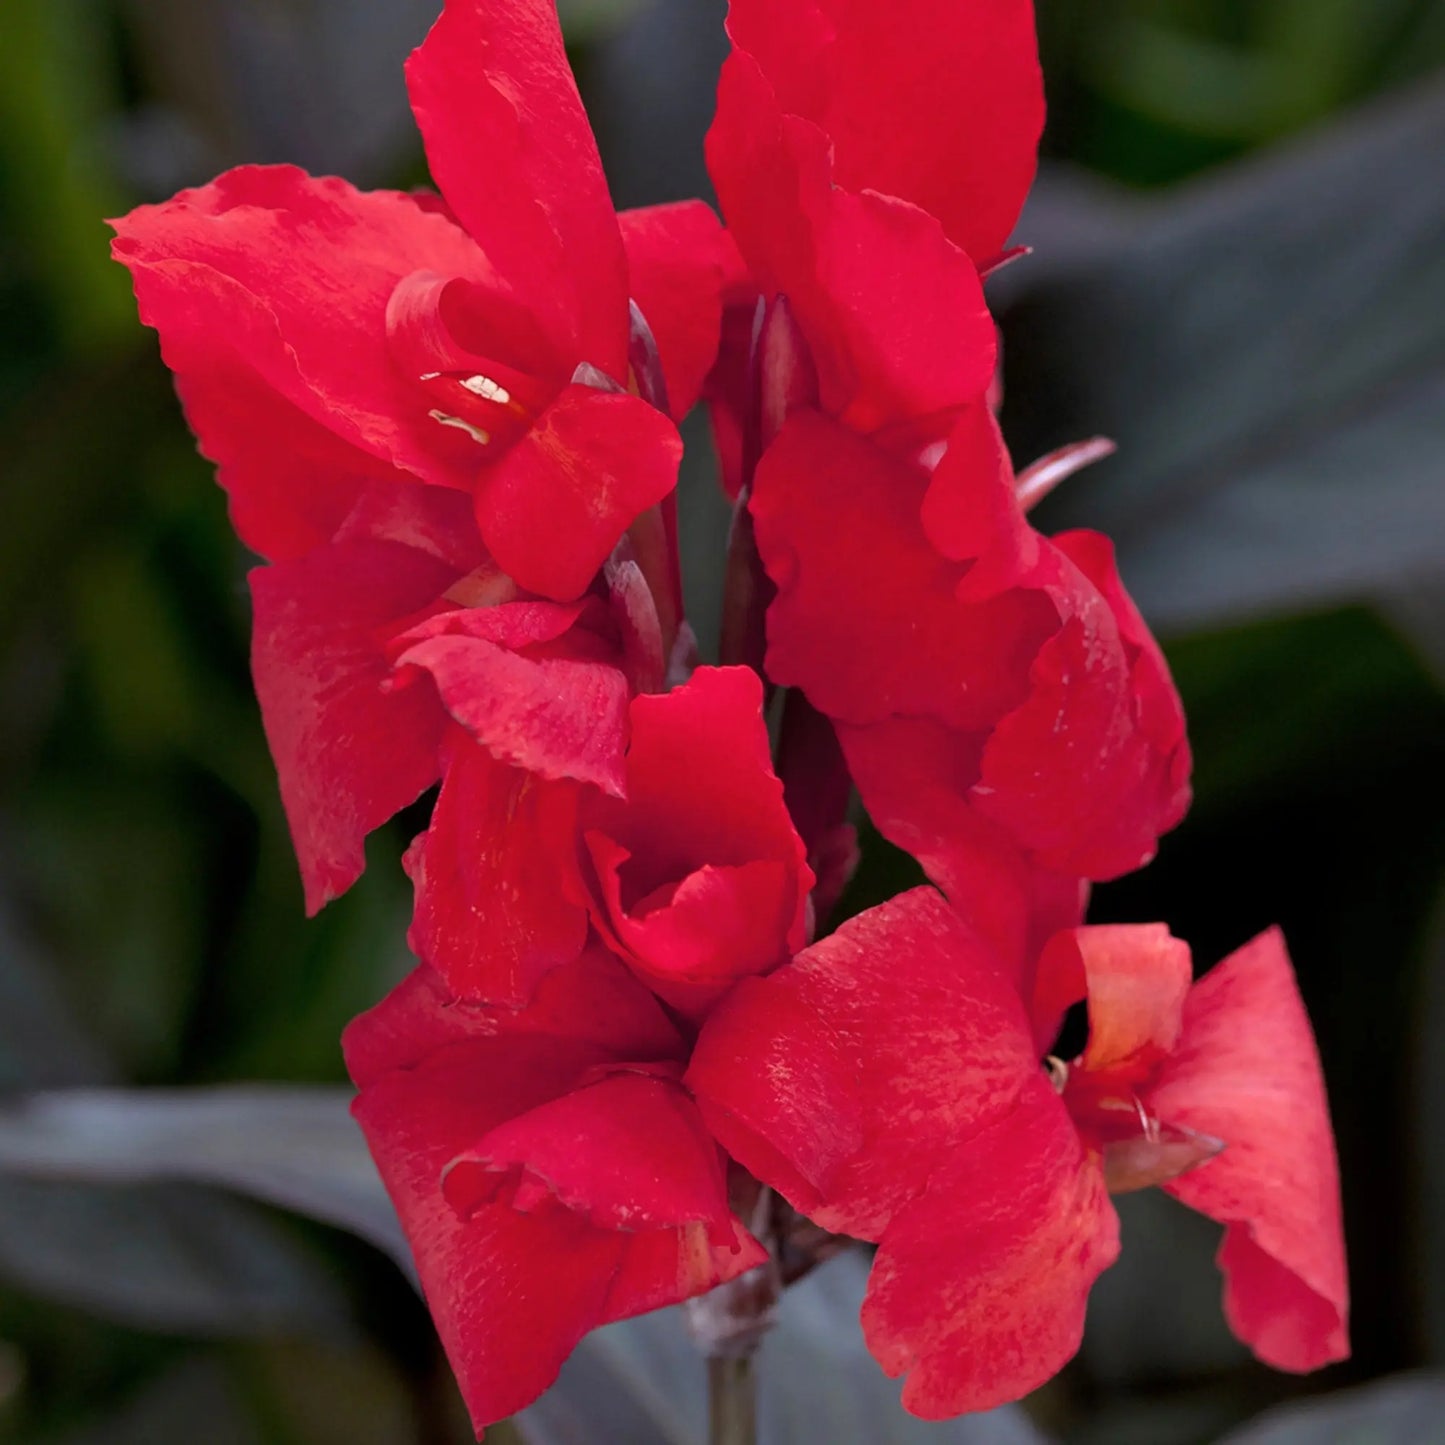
838, 716, 1086, 975
248, 538, 457, 912
475, 383, 682, 602
687, 975, 861, 1216
111, 166, 495, 509
393, 602, 631, 797
1146, 929, 1350, 1371
707, 53, 994, 434
693, 888, 1040, 1240
582, 666, 812, 1015
860, 1075, 1119, 1417
1032, 924, 1193, 1079
405, 0, 628, 374
724, 0, 1043, 264
444, 1073, 733, 1235
343, 947, 684, 1089
971, 543, 1188, 878
404, 733, 589, 1004
751, 410, 1056, 729
620, 201, 732, 419
354, 1054, 627, 1431
345, 952, 738, 1435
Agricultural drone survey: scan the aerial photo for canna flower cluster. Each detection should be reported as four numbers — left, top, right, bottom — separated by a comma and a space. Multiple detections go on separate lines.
111, 0, 1349, 1435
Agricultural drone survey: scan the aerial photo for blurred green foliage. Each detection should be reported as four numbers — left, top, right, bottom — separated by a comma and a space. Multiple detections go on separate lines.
1039, 0, 1445, 182
0, 0, 1442, 1441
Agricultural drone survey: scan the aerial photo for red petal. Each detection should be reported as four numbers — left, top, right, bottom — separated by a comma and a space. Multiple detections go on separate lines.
920, 402, 1039, 595
248, 539, 456, 912
696, 888, 1040, 1240
724, 0, 1043, 264
444, 1073, 733, 1234
346, 956, 751, 1431
111, 166, 495, 505
838, 716, 1086, 976
810, 187, 994, 433
582, 666, 811, 1013
406, 0, 627, 374
176, 373, 389, 563
1053, 529, 1193, 813
751, 411, 1056, 729
590, 846, 799, 1018
404, 734, 589, 1004
972, 543, 1187, 878
354, 1054, 626, 1432
1032, 924, 1193, 1079
342, 948, 685, 1090
707, 54, 994, 433
605, 1218, 768, 1321
394, 606, 630, 797
333, 481, 483, 574
620, 201, 732, 419
1147, 929, 1349, 1371
805, 892, 1041, 1239
476, 384, 682, 601
861, 1075, 1119, 1417
347, 974, 660, 1433
687, 975, 861, 1215
348, 981, 640, 1433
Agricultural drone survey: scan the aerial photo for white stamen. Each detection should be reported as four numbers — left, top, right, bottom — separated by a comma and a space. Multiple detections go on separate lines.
428, 409, 490, 446
460, 374, 512, 405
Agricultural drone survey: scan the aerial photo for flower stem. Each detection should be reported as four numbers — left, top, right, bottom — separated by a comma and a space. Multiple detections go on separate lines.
707, 1352, 758, 1445
685, 1187, 777, 1445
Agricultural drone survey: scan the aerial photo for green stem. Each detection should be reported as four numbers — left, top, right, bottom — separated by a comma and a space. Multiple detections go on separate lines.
707, 1352, 758, 1445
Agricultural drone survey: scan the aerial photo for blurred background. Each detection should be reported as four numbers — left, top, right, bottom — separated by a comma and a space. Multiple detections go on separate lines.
1, 0, 1442, 1441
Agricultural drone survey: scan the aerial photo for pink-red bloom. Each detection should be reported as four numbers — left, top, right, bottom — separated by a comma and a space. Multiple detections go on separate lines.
250, 482, 653, 915
689, 888, 1348, 1416
110, 0, 1345, 1427
111, 0, 727, 599
750, 410, 1191, 962
706, 0, 1041, 439
579, 665, 814, 1018
111, 0, 733, 911
345, 948, 766, 1434
700, 0, 1190, 927
407, 664, 813, 1009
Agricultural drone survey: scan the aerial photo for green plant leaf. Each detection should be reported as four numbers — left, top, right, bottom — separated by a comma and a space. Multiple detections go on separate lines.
1216, 1372, 1445, 1442
1002, 80, 1445, 645
0, 1087, 412, 1283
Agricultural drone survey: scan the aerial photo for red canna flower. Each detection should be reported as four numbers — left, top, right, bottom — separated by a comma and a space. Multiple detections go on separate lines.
111, 0, 728, 602
251, 480, 658, 915
110, 0, 734, 909
719, 0, 1044, 270
407, 664, 814, 1011
345, 948, 767, 1435
580, 665, 814, 1018
703, 0, 1041, 454
702, 0, 1190, 908
750, 409, 1191, 927
688, 888, 1348, 1416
